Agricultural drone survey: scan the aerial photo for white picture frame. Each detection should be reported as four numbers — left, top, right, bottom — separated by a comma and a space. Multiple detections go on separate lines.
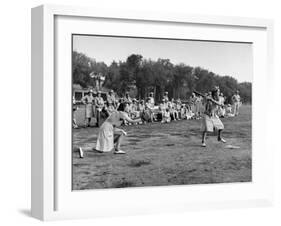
31, 4, 274, 221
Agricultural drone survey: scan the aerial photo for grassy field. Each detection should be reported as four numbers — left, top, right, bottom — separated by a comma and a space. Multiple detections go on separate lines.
72, 105, 252, 190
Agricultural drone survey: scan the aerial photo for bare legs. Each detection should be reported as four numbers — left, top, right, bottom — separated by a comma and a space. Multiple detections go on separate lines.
218, 129, 223, 141
114, 133, 123, 150
201, 131, 207, 147
233, 103, 240, 116
114, 133, 125, 154
202, 129, 226, 147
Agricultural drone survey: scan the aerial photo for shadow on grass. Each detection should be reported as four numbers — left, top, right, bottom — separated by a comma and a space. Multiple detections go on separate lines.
128, 159, 151, 167
113, 180, 135, 188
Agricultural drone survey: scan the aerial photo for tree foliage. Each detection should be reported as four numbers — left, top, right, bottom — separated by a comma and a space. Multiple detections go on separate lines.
72, 51, 252, 103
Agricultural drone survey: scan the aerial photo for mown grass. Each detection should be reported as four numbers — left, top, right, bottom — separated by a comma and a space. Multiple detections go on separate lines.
72, 105, 252, 190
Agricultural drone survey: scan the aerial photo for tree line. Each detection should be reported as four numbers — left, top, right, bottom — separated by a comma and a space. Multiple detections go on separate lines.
73, 51, 252, 104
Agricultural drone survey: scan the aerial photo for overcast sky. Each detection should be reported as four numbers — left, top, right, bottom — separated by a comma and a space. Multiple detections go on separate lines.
73, 35, 253, 83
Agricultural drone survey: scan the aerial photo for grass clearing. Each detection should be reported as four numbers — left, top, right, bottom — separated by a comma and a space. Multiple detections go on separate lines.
72, 105, 252, 190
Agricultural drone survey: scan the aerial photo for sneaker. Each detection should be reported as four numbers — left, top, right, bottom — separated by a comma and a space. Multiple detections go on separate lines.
78, 147, 84, 158
201, 143, 206, 147
218, 138, 226, 143
114, 149, 126, 154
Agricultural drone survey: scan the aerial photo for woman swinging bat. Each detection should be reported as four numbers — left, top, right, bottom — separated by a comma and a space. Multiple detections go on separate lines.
95, 102, 142, 154
195, 87, 226, 147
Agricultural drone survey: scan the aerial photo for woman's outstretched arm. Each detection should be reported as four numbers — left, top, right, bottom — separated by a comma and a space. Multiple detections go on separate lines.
114, 127, 127, 135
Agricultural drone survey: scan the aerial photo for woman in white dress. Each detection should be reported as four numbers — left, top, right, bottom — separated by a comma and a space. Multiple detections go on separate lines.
95, 102, 141, 154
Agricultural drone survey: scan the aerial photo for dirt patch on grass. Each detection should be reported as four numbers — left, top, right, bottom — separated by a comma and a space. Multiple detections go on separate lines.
128, 159, 151, 167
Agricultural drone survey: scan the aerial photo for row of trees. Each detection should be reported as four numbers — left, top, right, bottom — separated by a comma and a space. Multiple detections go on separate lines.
73, 51, 252, 104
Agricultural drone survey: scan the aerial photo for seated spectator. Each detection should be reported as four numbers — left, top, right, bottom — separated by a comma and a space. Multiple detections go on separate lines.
161, 108, 171, 123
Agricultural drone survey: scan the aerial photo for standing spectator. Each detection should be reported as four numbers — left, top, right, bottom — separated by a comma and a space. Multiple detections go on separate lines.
95, 91, 105, 127
138, 100, 146, 124
123, 92, 133, 120
131, 99, 140, 119
82, 89, 96, 127
146, 92, 155, 122
232, 90, 241, 116
190, 92, 199, 119
159, 99, 167, 123
218, 92, 226, 117
176, 99, 182, 120
180, 105, 186, 120
198, 96, 205, 117
161, 91, 170, 121
107, 89, 117, 109
72, 96, 78, 128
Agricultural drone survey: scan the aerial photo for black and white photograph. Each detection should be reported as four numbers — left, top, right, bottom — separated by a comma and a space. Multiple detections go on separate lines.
72, 34, 252, 190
